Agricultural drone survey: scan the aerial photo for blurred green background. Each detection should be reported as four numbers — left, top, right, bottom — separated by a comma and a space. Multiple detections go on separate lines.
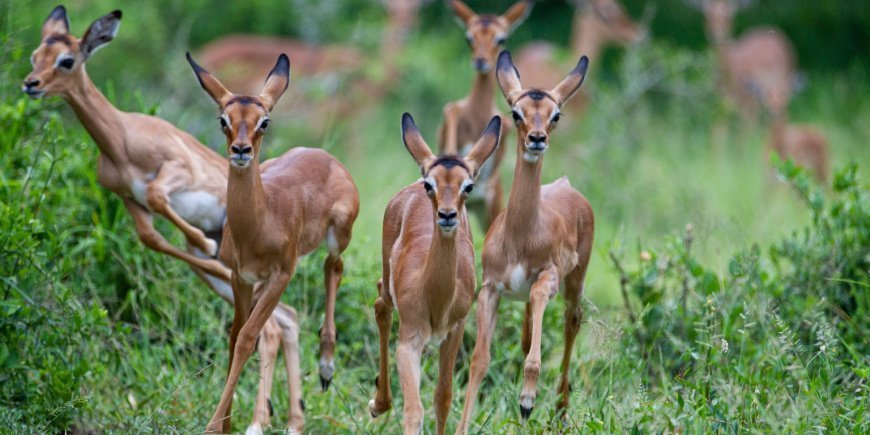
0, 0, 867, 433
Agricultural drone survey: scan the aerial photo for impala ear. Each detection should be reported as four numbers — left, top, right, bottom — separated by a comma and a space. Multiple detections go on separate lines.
464, 116, 501, 178
42, 5, 70, 38
495, 50, 523, 105
260, 54, 291, 111
550, 55, 589, 106
447, 0, 476, 26
80, 10, 122, 59
502, 1, 533, 31
401, 113, 436, 172
187, 52, 232, 107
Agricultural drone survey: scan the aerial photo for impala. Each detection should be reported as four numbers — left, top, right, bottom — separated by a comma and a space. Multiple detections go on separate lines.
691, 0, 795, 118
457, 51, 594, 432
761, 80, 829, 182
369, 114, 501, 434
22, 7, 298, 434
438, 0, 531, 229
187, 52, 359, 434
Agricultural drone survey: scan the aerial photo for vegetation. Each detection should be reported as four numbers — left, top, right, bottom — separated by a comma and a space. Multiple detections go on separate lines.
0, 0, 867, 433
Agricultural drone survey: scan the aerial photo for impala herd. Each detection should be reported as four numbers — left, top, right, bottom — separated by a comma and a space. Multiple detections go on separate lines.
22, 1, 829, 433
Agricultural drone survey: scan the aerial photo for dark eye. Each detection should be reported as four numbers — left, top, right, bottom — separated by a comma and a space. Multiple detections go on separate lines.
551, 113, 561, 124
512, 110, 523, 125
219, 117, 228, 129
496, 37, 506, 46
422, 180, 434, 195
259, 119, 270, 130
58, 58, 74, 69
463, 183, 474, 194
465, 35, 473, 46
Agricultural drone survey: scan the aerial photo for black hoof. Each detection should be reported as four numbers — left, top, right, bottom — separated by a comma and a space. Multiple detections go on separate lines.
320, 376, 332, 392
299, 399, 305, 412
268, 398, 274, 417
520, 404, 533, 420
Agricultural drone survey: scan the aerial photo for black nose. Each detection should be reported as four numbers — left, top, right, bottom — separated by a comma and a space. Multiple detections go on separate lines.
474, 58, 487, 70
231, 144, 252, 155
438, 209, 457, 221
24, 79, 40, 88
527, 132, 546, 143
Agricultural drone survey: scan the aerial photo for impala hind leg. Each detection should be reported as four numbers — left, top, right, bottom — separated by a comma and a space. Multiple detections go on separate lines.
273, 304, 304, 434
557, 267, 585, 417
320, 222, 351, 391
207, 271, 293, 434
519, 268, 559, 421
145, 161, 218, 256
435, 321, 465, 435
457, 283, 500, 435
246, 317, 282, 435
369, 279, 394, 417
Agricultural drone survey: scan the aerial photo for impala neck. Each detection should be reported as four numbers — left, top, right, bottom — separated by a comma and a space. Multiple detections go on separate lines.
504, 138, 543, 242
469, 68, 497, 115
421, 223, 459, 309
226, 157, 268, 240
571, 10, 603, 61
64, 67, 126, 163
769, 111, 787, 156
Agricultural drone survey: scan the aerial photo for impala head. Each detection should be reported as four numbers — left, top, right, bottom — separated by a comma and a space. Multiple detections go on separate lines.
23, 6, 122, 98
401, 113, 501, 236
448, 0, 533, 73
496, 50, 588, 163
578, 0, 646, 45
689, 0, 751, 43
187, 52, 290, 169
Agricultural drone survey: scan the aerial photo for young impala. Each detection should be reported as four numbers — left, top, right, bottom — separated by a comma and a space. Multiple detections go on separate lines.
438, 0, 532, 229
457, 51, 594, 433
187, 52, 359, 434
22, 8, 298, 434
369, 113, 501, 435
761, 80, 829, 182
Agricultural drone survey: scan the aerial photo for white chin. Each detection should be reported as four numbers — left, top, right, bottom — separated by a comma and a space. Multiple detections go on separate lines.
439, 226, 458, 236
230, 160, 251, 168
523, 152, 542, 163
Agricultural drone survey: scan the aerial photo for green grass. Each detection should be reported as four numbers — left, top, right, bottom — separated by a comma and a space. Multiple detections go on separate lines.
1, 1, 868, 433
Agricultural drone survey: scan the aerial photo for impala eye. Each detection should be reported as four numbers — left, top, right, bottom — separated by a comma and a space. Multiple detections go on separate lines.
422, 180, 435, 196
219, 117, 228, 129
465, 34, 473, 46
496, 37, 506, 46
551, 113, 561, 124
58, 58, 74, 70
463, 183, 474, 194
259, 119, 270, 130
512, 110, 523, 125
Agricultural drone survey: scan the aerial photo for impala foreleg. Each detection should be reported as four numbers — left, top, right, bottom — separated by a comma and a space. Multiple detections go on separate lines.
125, 199, 231, 281
521, 302, 531, 356
435, 321, 465, 435
319, 254, 343, 391
519, 267, 559, 421
484, 177, 503, 230
396, 330, 426, 435
369, 279, 394, 418
246, 317, 282, 435
144, 161, 218, 256
207, 271, 292, 434
457, 283, 500, 435
273, 304, 304, 434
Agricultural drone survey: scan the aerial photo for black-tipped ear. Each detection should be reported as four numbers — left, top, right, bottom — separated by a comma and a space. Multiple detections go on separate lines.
464, 116, 501, 178
401, 112, 436, 172
260, 53, 291, 111
496, 50, 523, 105
187, 52, 232, 107
42, 5, 69, 38
551, 55, 588, 106
80, 10, 122, 59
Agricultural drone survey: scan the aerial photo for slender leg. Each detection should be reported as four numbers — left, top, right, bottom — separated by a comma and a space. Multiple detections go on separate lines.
245, 317, 282, 435
369, 280, 395, 417
456, 283, 500, 435
519, 268, 559, 421
484, 177, 503, 230
521, 302, 531, 356
207, 270, 293, 433
211, 273, 253, 434
124, 199, 231, 281
144, 162, 218, 255
273, 305, 304, 434
557, 267, 584, 416
435, 321, 465, 435
319, 255, 343, 391
396, 331, 426, 435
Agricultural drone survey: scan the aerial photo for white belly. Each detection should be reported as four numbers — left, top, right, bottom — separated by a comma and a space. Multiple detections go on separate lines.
169, 191, 225, 232
494, 264, 535, 301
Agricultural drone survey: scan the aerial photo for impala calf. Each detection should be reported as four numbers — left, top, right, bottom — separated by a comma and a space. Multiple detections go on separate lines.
23, 8, 297, 434
458, 51, 594, 433
370, 113, 501, 435
762, 82, 829, 182
188, 52, 359, 434
438, 0, 532, 229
